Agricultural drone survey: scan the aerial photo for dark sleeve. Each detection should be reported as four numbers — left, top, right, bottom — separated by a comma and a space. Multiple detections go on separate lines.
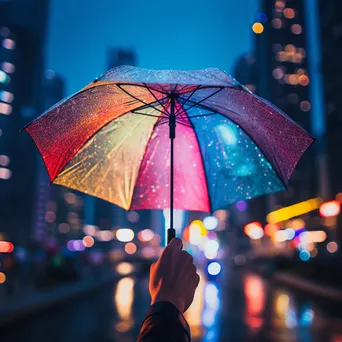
137, 301, 191, 342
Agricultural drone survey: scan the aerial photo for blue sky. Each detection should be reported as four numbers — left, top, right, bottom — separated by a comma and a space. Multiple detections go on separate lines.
46, 0, 259, 94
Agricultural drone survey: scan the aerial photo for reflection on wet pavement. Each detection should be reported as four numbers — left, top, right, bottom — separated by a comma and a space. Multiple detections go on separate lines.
2, 268, 342, 342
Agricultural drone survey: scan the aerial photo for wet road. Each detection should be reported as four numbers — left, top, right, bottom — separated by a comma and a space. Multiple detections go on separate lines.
2, 266, 342, 342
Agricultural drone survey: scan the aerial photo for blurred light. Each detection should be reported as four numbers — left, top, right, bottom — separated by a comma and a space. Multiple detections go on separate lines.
96, 230, 114, 242
217, 125, 237, 146
213, 209, 228, 221
272, 68, 284, 79
326, 241, 338, 253
45, 211, 56, 223
67, 240, 75, 251
285, 228, 295, 240
0, 102, 12, 115
0, 155, 10, 166
116, 228, 134, 242
189, 220, 206, 245
300, 101, 311, 112
0, 70, 8, 83
116, 262, 134, 275
83, 224, 98, 236
336, 192, 342, 203
292, 24, 302, 34
141, 246, 157, 259
74, 240, 85, 251
256, 13, 268, 23
127, 211, 139, 223
2, 38, 15, 49
138, 229, 154, 242
58, 223, 70, 233
299, 230, 327, 243
244, 222, 264, 240
0, 272, 6, 284
203, 216, 218, 230
64, 192, 77, 205
244, 274, 265, 331
125, 242, 137, 255
1, 62, 15, 74
271, 18, 282, 29
115, 277, 134, 329
264, 223, 280, 236
83, 235, 94, 248
252, 22, 264, 34
319, 200, 340, 217
207, 262, 221, 276
267, 198, 321, 224
244, 84, 256, 93
274, 230, 287, 242
299, 75, 309, 86
283, 8, 295, 19
275, 1, 285, 10
299, 250, 310, 261
236, 200, 248, 212
204, 240, 219, 259
275, 292, 289, 314
289, 218, 305, 230
300, 308, 314, 327
45, 69, 55, 79
0, 241, 14, 253
311, 248, 318, 258
0, 167, 11, 179
0, 91, 14, 103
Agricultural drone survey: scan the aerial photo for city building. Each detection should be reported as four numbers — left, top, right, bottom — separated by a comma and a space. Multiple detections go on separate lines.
254, 0, 315, 210
0, 0, 49, 245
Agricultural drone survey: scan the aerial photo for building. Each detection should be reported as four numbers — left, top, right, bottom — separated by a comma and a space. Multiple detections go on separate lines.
254, 0, 316, 210
0, 0, 49, 245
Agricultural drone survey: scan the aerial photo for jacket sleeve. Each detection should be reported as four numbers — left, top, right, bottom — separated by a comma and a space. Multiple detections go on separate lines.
137, 301, 191, 342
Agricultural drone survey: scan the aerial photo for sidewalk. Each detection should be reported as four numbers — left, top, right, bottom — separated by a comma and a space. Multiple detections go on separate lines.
272, 271, 342, 302
0, 274, 117, 328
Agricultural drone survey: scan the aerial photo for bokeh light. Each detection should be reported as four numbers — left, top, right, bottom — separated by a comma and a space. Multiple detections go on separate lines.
82, 235, 95, 248
299, 250, 310, 261
116, 229, 134, 242
0, 241, 14, 253
326, 241, 338, 254
138, 229, 154, 242
125, 242, 137, 255
319, 200, 340, 217
252, 22, 264, 34
0, 272, 6, 284
203, 216, 218, 230
207, 262, 221, 276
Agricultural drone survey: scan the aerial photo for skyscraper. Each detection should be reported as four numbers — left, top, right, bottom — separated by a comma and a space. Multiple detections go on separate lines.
254, 0, 315, 209
0, 0, 49, 244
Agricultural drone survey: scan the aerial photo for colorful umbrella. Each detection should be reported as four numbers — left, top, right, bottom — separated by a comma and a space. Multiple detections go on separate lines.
24, 66, 314, 243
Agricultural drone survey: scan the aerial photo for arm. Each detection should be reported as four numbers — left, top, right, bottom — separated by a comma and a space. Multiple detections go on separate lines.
137, 238, 199, 342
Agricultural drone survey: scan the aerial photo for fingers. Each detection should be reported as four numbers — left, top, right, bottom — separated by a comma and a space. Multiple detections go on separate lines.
168, 237, 183, 251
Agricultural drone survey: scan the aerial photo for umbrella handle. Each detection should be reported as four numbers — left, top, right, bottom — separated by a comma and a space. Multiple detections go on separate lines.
167, 228, 176, 244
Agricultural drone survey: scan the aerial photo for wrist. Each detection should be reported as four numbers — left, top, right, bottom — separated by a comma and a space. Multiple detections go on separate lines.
151, 294, 184, 313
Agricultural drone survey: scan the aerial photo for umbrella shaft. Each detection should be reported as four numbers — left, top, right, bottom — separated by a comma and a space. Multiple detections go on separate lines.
168, 95, 176, 243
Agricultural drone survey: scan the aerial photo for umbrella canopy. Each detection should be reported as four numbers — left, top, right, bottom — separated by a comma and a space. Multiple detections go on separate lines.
24, 65, 314, 241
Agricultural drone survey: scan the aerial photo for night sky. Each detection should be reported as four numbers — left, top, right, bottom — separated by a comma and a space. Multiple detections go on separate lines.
46, 0, 259, 94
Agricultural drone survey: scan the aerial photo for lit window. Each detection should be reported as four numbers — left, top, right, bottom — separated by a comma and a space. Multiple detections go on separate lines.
0, 168, 11, 180
291, 24, 302, 35
1, 62, 15, 74
0, 103, 12, 115
272, 18, 282, 29
2, 38, 15, 50
300, 101, 311, 112
299, 75, 309, 86
0, 91, 14, 103
252, 22, 264, 34
283, 8, 295, 19
0, 155, 10, 166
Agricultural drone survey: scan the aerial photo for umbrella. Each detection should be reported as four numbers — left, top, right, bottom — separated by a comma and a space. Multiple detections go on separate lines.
24, 65, 314, 243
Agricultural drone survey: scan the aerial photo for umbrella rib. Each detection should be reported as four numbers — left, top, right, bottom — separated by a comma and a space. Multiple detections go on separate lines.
117, 82, 169, 95
143, 83, 171, 115
174, 85, 202, 116
177, 87, 224, 114
116, 84, 167, 115
130, 111, 166, 119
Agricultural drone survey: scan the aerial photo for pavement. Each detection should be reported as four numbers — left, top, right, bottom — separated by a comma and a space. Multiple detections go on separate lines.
0, 274, 118, 328
273, 271, 342, 302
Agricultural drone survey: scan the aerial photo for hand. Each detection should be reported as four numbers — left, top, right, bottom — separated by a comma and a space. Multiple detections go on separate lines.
149, 238, 200, 313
